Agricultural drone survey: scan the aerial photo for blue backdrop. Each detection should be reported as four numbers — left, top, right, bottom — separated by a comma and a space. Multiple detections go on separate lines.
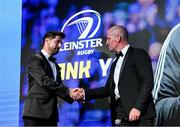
0, 0, 21, 126
0, 0, 180, 126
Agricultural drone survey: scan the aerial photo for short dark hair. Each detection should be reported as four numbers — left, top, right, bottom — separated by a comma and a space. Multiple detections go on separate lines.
42, 31, 65, 43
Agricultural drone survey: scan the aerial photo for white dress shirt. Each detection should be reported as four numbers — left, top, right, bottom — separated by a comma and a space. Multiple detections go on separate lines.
41, 49, 57, 81
114, 44, 130, 99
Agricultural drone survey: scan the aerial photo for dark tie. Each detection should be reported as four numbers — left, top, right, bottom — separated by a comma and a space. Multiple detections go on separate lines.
48, 56, 56, 62
115, 51, 123, 63
116, 51, 123, 59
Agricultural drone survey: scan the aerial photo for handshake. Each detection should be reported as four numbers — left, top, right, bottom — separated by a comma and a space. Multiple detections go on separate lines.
69, 88, 85, 101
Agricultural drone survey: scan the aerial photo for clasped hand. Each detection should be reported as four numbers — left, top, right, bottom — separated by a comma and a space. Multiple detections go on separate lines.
69, 88, 85, 101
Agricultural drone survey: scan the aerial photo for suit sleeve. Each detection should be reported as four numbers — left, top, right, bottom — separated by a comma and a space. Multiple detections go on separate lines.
85, 81, 110, 101
85, 65, 113, 100
133, 49, 154, 111
27, 54, 73, 103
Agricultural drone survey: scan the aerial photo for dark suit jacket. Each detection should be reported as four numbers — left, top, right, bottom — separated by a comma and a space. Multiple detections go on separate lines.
23, 52, 73, 120
85, 47, 156, 122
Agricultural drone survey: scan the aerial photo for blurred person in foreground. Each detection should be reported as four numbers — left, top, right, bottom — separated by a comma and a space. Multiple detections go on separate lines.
153, 23, 180, 126
77, 25, 156, 126
22, 31, 82, 126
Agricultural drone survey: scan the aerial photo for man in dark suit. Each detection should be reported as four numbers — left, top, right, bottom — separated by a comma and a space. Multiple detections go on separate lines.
78, 25, 156, 126
22, 31, 82, 126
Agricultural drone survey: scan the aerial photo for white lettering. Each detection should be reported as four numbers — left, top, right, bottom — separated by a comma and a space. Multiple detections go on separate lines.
60, 38, 103, 51
99, 58, 113, 76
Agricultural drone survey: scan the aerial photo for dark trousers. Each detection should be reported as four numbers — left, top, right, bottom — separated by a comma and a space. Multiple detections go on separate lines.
114, 118, 154, 126
113, 98, 154, 126
23, 116, 57, 127
112, 98, 127, 126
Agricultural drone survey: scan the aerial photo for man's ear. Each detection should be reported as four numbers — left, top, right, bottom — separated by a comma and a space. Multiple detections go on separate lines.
45, 38, 49, 45
116, 35, 121, 43
45, 38, 48, 42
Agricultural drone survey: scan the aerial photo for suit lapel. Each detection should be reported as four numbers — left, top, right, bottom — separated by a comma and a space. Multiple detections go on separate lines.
118, 47, 133, 83
54, 62, 61, 82
40, 52, 54, 79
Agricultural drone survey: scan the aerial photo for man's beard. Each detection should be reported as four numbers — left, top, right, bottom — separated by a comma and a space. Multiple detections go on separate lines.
52, 48, 60, 55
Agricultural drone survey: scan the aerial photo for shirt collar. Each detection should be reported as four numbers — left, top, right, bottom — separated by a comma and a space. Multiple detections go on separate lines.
41, 49, 51, 61
121, 44, 130, 56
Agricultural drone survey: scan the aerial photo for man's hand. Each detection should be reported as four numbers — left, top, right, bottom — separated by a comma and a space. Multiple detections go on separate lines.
129, 108, 141, 121
69, 88, 84, 101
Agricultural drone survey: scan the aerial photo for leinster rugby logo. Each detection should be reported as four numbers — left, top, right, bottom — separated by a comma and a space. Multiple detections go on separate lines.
61, 10, 101, 39
59, 10, 111, 80
60, 10, 103, 55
